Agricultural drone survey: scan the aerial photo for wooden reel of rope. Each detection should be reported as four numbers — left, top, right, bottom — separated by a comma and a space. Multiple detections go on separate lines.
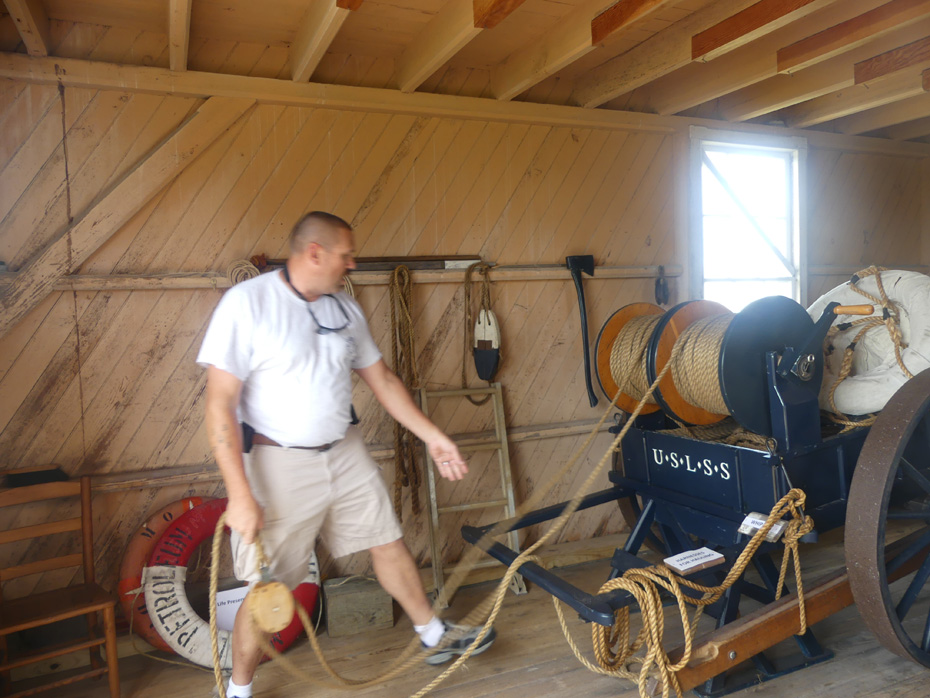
596, 296, 821, 436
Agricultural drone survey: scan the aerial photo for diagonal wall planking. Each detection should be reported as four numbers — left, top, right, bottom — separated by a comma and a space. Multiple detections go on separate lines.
0, 34, 926, 596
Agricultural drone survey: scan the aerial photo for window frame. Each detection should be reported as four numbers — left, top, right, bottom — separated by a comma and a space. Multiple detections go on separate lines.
689, 126, 808, 307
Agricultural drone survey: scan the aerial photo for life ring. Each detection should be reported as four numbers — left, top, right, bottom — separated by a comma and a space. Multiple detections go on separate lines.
807, 269, 930, 414
142, 498, 320, 669
118, 496, 206, 653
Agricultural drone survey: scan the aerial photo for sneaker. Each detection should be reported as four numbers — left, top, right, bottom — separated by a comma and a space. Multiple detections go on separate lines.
423, 621, 497, 665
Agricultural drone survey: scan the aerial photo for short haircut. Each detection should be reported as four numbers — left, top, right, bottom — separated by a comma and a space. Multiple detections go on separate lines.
289, 211, 352, 253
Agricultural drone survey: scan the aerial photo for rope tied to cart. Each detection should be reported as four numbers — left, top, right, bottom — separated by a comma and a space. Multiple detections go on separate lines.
551, 488, 813, 698
825, 266, 912, 428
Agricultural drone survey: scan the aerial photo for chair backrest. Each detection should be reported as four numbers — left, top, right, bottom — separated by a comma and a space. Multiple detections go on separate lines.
0, 476, 94, 599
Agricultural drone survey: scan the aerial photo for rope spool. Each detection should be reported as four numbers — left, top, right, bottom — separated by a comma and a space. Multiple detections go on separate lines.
597, 296, 820, 436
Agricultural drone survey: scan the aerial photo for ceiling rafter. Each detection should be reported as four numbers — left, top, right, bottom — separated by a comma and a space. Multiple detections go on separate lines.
396, 0, 526, 93
691, 0, 836, 62
168, 0, 192, 72
780, 63, 930, 128
3, 0, 51, 57
624, 0, 876, 116
777, 0, 930, 73
571, 0, 760, 108
875, 113, 930, 139
854, 34, 930, 82
291, 0, 363, 82
717, 15, 930, 121
491, 0, 614, 101
591, 0, 675, 45
831, 90, 930, 133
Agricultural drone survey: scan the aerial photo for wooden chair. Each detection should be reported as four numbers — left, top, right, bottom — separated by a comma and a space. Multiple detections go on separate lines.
0, 476, 119, 698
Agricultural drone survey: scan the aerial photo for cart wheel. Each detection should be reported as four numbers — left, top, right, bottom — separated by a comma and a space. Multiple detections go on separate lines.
846, 367, 930, 668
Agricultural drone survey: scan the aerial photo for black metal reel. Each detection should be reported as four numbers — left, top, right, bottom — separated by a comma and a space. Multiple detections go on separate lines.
846, 367, 930, 668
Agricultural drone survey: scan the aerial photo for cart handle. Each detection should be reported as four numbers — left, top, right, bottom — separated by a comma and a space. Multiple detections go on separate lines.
833, 304, 873, 315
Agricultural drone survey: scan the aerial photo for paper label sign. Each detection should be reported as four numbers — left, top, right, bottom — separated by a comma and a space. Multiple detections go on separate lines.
738, 513, 788, 542
663, 547, 725, 575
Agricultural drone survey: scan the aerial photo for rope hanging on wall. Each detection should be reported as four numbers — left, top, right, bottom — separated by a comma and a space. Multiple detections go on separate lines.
389, 265, 421, 521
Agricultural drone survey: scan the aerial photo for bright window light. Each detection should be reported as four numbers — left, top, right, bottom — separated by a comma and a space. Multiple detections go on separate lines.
690, 130, 806, 312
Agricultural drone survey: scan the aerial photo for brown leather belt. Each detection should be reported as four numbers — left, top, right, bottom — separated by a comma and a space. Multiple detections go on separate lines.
252, 432, 338, 452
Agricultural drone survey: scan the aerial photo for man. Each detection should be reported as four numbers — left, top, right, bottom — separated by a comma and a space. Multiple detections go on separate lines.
197, 211, 496, 698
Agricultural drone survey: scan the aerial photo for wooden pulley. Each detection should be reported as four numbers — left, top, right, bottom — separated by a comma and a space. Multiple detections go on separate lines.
246, 580, 296, 634
594, 303, 664, 415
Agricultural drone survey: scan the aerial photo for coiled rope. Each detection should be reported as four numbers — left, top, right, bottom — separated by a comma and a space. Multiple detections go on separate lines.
825, 266, 911, 427
226, 260, 260, 285
610, 314, 661, 404
389, 265, 422, 520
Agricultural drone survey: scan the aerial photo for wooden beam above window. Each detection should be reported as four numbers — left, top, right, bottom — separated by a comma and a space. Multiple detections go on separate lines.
572, 0, 759, 108
473, 0, 528, 29
854, 34, 930, 83
781, 65, 929, 128
691, 0, 833, 62
3, 0, 51, 57
831, 90, 930, 134
777, 0, 930, 73
591, 0, 673, 45
168, 0, 192, 72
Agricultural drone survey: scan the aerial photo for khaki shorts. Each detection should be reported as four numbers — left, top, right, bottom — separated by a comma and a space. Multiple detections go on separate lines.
230, 426, 403, 589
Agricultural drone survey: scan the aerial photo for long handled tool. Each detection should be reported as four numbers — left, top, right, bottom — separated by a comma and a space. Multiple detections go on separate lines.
566, 255, 598, 407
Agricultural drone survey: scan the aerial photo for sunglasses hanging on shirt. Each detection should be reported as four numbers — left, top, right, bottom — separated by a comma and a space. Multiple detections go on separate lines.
283, 267, 351, 335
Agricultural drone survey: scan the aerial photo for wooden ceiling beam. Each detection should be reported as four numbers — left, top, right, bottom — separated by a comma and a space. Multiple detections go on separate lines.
718, 14, 930, 120
168, 0, 192, 72
780, 64, 930, 128
777, 0, 930, 73
474, 0, 527, 29
3, 0, 51, 57
874, 113, 930, 139
572, 0, 759, 108
395, 0, 482, 93
491, 0, 613, 101
591, 0, 674, 45
291, 0, 361, 82
854, 34, 930, 82
691, 0, 836, 62
831, 90, 930, 133
0, 96, 254, 338
627, 0, 874, 116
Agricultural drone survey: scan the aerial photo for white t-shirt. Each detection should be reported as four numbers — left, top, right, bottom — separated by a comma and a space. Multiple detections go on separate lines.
196, 271, 381, 446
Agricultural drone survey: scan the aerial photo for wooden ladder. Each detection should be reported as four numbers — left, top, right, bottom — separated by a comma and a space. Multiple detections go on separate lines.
419, 383, 527, 607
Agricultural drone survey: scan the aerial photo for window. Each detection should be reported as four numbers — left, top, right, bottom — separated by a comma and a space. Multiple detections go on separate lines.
689, 127, 807, 312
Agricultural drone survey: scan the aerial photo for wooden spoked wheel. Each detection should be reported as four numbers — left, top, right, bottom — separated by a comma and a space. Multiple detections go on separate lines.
846, 368, 930, 668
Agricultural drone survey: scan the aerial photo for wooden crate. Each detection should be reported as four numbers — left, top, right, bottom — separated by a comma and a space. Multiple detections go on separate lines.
323, 577, 394, 637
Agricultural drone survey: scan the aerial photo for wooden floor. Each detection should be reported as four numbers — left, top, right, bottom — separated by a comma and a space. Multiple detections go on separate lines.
54, 532, 930, 698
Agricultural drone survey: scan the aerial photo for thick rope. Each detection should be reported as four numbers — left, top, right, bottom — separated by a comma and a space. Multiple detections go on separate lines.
824, 266, 912, 428
670, 314, 731, 415
609, 314, 661, 404
578, 489, 812, 698
389, 265, 422, 520
462, 261, 495, 406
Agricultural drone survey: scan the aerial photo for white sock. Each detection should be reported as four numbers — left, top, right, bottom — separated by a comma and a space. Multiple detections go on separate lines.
414, 616, 446, 647
227, 678, 253, 698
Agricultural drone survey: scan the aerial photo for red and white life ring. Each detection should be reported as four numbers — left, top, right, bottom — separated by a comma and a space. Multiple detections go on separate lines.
807, 269, 930, 414
118, 496, 206, 653
142, 498, 320, 669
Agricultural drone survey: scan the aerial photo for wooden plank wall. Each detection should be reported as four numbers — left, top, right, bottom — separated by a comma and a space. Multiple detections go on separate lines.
0, 21, 927, 604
